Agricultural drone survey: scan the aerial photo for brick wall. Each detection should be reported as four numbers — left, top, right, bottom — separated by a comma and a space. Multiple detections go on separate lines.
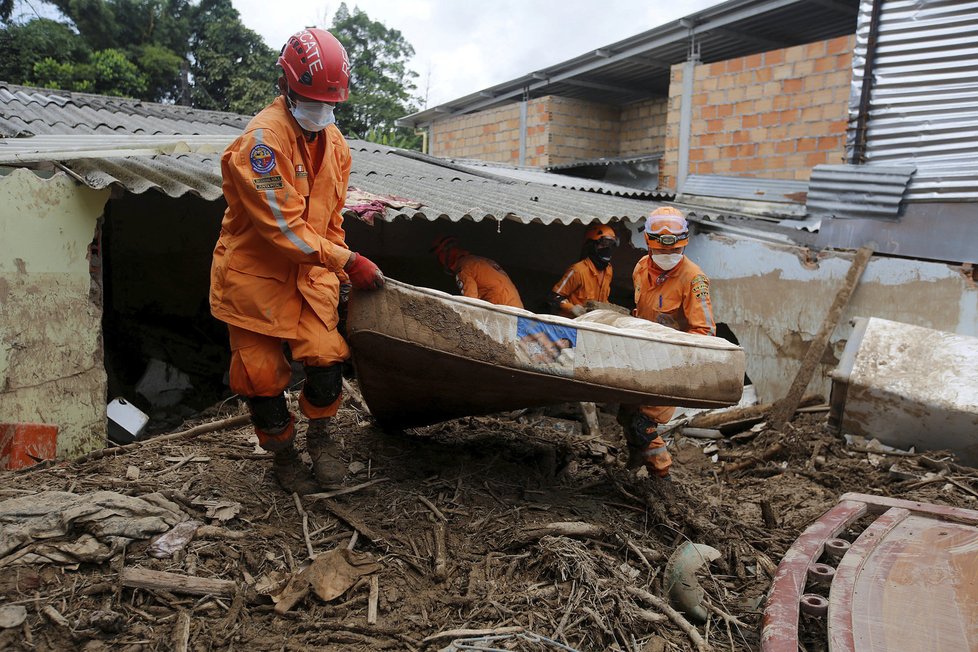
430, 98, 550, 166
619, 97, 669, 157
546, 96, 621, 166
662, 35, 853, 191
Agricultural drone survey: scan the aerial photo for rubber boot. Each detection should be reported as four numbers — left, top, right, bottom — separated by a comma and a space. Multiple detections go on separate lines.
306, 418, 345, 487
271, 444, 319, 496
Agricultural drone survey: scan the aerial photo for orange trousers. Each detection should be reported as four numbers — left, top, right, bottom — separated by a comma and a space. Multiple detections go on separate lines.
227, 299, 349, 421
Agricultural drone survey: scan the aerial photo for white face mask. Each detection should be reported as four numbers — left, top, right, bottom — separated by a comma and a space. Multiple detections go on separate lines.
651, 253, 684, 270
289, 99, 335, 132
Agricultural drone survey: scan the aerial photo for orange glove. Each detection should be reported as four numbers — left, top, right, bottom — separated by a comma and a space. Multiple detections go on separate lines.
345, 252, 385, 290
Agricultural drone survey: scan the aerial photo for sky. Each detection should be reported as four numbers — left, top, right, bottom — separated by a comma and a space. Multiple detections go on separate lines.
233, 0, 719, 110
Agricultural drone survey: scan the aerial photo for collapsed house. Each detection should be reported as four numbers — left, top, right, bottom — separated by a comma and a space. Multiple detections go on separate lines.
1, 0, 976, 462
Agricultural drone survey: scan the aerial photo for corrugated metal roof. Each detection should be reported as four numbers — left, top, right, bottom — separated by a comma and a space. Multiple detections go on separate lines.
547, 153, 663, 170
675, 174, 809, 219
0, 83, 249, 137
0, 133, 660, 223
346, 142, 658, 225
848, 0, 978, 201
452, 160, 660, 198
806, 164, 916, 220
399, 0, 859, 126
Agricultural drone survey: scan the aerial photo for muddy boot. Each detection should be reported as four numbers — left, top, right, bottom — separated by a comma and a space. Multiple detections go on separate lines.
271, 445, 319, 496
306, 418, 345, 487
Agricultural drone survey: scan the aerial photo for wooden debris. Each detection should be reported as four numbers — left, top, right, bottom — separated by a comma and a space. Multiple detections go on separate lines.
421, 625, 524, 644
367, 576, 379, 625
687, 395, 822, 432
723, 442, 785, 474
293, 492, 315, 560
433, 521, 448, 582
306, 478, 389, 501
769, 245, 873, 431
120, 568, 238, 598
681, 427, 724, 440
520, 521, 606, 542
342, 377, 371, 415
173, 610, 191, 652
626, 586, 709, 652
579, 402, 601, 437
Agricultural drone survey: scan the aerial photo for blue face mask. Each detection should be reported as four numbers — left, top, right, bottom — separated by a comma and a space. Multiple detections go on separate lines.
289, 99, 335, 132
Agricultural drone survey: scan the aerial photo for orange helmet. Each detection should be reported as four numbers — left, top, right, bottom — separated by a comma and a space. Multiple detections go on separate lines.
278, 28, 350, 102
644, 206, 689, 249
430, 235, 462, 268
584, 224, 619, 246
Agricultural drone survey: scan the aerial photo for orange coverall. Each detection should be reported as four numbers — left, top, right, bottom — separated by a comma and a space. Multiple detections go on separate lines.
551, 257, 612, 318
628, 255, 716, 475
210, 96, 353, 428
455, 254, 524, 309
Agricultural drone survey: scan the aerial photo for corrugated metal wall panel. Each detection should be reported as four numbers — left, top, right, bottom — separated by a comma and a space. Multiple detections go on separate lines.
849, 0, 978, 200
807, 164, 916, 219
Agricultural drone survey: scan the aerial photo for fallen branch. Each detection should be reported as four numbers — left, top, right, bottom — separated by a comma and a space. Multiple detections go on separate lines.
722, 442, 785, 474
173, 610, 191, 652
626, 586, 710, 652
519, 521, 606, 542
65, 414, 251, 467
120, 568, 239, 599
367, 576, 379, 625
422, 625, 524, 644
432, 521, 448, 582
342, 378, 370, 415
306, 478, 389, 501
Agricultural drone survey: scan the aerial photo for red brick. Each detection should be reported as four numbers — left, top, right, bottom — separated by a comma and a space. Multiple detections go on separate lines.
765, 50, 786, 66
797, 137, 818, 152
826, 35, 852, 55
775, 139, 796, 154
726, 58, 745, 73
745, 54, 763, 69
782, 78, 803, 94
805, 151, 829, 167
742, 114, 760, 129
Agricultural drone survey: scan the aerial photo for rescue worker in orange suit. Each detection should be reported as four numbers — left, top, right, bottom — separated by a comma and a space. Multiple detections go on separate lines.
620, 206, 716, 480
210, 28, 385, 495
430, 236, 524, 309
547, 224, 618, 318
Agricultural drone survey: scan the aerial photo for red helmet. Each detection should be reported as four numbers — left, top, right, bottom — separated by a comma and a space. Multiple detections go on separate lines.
644, 206, 689, 249
584, 224, 619, 246
430, 235, 461, 268
278, 28, 350, 103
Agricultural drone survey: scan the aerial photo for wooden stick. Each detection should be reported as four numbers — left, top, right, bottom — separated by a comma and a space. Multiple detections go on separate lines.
367, 576, 379, 625
293, 492, 315, 560
722, 442, 785, 474
418, 495, 447, 522
626, 586, 710, 652
769, 246, 873, 431
120, 568, 238, 598
318, 498, 389, 544
433, 521, 448, 582
687, 396, 822, 431
422, 626, 524, 644
63, 414, 251, 467
520, 521, 606, 541
173, 610, 191, 652
306, 478, 389, 501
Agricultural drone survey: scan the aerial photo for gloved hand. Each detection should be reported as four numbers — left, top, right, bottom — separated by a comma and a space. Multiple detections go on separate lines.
344, 252, 385, 290
570, 304, 587, 317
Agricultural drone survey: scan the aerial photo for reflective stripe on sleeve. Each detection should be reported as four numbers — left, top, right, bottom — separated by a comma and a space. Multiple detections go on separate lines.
254, 129, 315, 256
553, 269, 576, 295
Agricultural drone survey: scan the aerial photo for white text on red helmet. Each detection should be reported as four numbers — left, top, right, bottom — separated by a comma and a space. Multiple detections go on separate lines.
298, 31, 324, 75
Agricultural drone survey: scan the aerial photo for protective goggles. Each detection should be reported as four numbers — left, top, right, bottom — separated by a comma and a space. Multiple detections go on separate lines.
645, 231, 689, 246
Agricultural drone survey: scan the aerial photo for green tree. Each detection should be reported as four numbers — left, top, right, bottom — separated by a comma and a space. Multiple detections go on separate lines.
188, 0, 277, 114
330, 3, 421, 148
0, 18, 90, 84
33, 48, 147, 96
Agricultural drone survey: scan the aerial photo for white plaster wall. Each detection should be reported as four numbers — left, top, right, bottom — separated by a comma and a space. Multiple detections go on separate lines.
0, 169, 110, 458
687, 233, 978, 403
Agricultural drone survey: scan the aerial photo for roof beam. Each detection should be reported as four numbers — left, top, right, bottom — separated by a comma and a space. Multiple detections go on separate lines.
808, 0, 859, 16
561, 78, 643, 95
709, 26, 790, 51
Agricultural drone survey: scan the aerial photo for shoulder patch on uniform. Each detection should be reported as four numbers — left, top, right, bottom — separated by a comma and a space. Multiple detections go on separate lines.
253, 175, 283, 191
691, 274, 710, 298
249, 144, 276, 174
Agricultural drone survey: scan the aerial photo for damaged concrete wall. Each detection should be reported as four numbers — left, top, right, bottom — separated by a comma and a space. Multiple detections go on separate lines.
0, 168, 110, 458
689, 234, 978, 404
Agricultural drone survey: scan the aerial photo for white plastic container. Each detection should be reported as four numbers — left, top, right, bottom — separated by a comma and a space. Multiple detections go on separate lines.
106, 397, 149, 445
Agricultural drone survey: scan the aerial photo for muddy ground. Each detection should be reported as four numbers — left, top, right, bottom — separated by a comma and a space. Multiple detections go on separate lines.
2, 388, 976, 652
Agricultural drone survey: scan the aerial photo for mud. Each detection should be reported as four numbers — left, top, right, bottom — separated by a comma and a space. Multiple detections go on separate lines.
1, 391, 976, 652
